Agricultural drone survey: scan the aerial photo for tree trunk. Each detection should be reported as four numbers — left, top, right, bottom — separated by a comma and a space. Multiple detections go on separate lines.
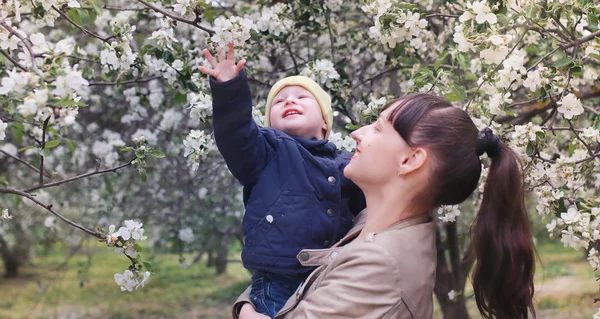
434, 225, 473, 319
437, 298, 470, 319
215, 238, 230, 275
2, 251, 20, 278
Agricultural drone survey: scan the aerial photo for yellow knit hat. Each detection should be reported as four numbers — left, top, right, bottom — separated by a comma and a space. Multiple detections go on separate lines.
264, 76, 333, 139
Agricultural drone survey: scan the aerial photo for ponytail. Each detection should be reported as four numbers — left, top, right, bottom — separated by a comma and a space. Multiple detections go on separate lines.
472, 145, 536, 319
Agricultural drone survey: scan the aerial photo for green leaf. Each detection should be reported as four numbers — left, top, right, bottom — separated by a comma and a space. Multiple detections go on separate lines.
457, 53, 469, 70
396, 2, 418, 10
526, 143, 535, 156
554, 56, 573, 68
104, 175, 114, 193
134, 244, 143, 252
77, 9, 90, 25
444, 84, 466, 102
570, 64, 583, 76
66, 8, 82, 26
89, 0, 104, 15
589, 53, 600, 63
38, 148, 51, 158
11, 126, 23, 146
65, 138, 77, 153
18, 145, 35, 152
143, 262, 154, 273
163, 50, 175, 64
44, 140, 60, 149
535, 131, 546, 140
588, 12, 598, 29
136, 152, 146, 159
120, 146, 134, 152
434, 51, 449, 71
496, 14, 509, 26
140, 169, 147, 183
173, 91, 187, 104
345, 123, 361, 131
150, 150, 165, 158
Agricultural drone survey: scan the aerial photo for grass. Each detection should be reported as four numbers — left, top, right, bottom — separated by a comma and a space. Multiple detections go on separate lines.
1, 240, 599, 319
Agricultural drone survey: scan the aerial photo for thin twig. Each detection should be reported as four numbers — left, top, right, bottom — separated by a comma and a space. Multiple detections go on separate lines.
23, 159, 135, 193
322, 4, 336, 64
351, 67, 402, 89
0, 149, 51, 177
575, 153, 600, 165
40, 117, 50, 185
283, 40, 299, 74
0, 187, 102, 238
567, 118, 595, 156
88, 75, 161, 86
0, 49, 28, 71
527, 46, 560, 72
79, 5, 146, 11
0, 21, 38, 72
52, 5, 112, 44
426, 13, 460, 19
465, 29, 528, 111
135, 0, 215, 35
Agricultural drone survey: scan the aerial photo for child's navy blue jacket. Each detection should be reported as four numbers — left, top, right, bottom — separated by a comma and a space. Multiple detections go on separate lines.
210, 71, 365, 275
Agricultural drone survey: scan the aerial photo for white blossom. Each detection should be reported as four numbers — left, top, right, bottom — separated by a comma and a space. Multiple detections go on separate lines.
1, 209, 13, 220
178, 227, 195, 243
557, 93, 584, 119
0, 119, 7, 141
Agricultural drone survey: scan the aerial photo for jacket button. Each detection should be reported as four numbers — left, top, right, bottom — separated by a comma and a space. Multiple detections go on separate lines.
299, 252, 309, 261
327, 176, 336, 184
326, 209, 334, 217
323, 240, 331, 247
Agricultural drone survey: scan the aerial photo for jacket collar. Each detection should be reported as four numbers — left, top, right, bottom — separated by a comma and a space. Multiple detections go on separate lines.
291, 135, 337, 154
334, 209, 431, 247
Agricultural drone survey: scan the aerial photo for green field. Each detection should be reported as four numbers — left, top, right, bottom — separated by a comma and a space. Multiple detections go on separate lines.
0, 241, 598, 319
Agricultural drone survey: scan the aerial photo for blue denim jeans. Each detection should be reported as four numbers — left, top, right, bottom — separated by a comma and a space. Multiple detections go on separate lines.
250, 271, 306, 318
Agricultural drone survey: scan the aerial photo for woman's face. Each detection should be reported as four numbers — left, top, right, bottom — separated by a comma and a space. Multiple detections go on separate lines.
344, 104, 416, 186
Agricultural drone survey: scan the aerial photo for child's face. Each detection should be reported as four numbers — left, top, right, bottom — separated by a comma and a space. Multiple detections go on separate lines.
269, 85, 328, 140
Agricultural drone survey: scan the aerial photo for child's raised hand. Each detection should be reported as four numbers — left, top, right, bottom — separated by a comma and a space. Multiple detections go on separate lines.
198, 42, 246, 82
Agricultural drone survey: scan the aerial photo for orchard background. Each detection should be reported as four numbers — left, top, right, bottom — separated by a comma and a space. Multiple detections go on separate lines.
0, 0, 600, 318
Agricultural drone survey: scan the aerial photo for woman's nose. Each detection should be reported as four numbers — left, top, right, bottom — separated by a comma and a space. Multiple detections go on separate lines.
351, 127, 363, 143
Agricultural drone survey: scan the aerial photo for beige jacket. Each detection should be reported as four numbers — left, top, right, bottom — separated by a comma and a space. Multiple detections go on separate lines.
234, 211, 437, 319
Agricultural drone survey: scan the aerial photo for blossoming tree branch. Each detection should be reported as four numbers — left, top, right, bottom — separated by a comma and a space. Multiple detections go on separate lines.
0, 0, 599, 317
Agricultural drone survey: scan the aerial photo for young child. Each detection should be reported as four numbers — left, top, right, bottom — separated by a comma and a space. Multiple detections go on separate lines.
199, 43, 365, 318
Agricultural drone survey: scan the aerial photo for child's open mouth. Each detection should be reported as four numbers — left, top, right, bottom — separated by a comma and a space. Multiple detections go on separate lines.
283, 108, 302, 117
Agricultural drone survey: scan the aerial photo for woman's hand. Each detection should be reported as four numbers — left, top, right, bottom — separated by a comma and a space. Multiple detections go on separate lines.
198, 42, 246, 82
239, 303, 271, 319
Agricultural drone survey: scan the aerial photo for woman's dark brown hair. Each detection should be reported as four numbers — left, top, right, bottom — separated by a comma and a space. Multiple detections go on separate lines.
382, 93, 536, 319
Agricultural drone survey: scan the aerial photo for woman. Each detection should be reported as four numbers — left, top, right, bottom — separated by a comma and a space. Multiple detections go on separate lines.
236, 93, 536, 319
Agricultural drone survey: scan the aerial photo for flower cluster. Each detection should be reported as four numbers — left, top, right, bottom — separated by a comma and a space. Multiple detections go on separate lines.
329, 131, 357, 152
253, 3, 293, 37
437, 205, 461, 223
211, 16, 253, 49
301, 59, 340, 89
362, 0, 428, 48
183, 130, 215, 171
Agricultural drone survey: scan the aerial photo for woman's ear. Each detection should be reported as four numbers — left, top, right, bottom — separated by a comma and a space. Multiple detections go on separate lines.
397, 147, 428, 176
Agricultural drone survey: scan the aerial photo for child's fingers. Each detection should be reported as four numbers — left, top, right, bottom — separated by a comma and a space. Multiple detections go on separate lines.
217, 49, 225, 62
198, 65, 214, 77
203, 49, 217, 68
236, 59, 246, 73
227, 42, 235, 60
